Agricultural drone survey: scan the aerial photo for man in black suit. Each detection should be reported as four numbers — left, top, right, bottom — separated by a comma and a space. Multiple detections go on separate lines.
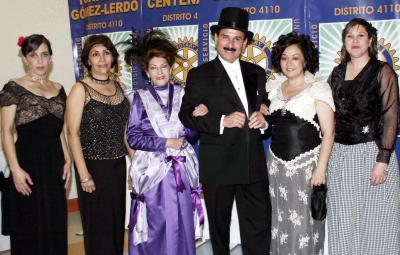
179, 7, 271, 255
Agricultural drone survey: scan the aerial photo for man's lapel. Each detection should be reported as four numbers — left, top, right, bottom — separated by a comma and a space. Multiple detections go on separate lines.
213, 58, 246, 113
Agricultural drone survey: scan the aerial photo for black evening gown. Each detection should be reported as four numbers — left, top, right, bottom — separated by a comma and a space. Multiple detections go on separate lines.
0, 81, 67, 255
77, 81, 129, 255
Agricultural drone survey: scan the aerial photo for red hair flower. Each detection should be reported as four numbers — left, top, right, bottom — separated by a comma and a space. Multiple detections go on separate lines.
17, 36, 26, 47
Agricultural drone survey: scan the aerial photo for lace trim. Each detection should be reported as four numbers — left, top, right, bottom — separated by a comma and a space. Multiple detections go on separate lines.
267, 72, 334, 130
0, 81, 65, 126
269, 145, 320, 170
271, 109, 320, 130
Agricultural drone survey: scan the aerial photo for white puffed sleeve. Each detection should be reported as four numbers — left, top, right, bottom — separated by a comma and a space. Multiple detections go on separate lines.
266, 73, 287, 98
309, 81, 335, 112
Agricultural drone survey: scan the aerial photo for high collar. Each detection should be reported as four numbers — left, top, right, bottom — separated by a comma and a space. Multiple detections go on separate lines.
218, 55, 241, 71
151, 83, 169, 91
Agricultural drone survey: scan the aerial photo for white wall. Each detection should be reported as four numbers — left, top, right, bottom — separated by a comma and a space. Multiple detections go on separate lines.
0, 0, 76, 88
0, 0, 78, 199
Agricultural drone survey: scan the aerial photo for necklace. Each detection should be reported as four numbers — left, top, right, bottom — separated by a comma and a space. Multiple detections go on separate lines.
277, 91, 290, 115
277, 83, 310, 115
28, 73, 47, 82
89, 73, 110, 85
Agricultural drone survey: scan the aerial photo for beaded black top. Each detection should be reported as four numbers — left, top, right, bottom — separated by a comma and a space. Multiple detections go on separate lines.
80, 81, 130, 160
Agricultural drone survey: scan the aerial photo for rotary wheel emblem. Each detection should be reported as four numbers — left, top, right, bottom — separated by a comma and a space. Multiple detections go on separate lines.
378, 38, 399, 71
241, 34, 275, 80
172, 37, 198, 84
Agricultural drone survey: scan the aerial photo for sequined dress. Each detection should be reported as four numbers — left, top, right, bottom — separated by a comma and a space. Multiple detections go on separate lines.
76, 81, 130, 255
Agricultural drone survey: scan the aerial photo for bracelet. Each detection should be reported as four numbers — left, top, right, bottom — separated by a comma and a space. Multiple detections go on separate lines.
80, 177, 92, 183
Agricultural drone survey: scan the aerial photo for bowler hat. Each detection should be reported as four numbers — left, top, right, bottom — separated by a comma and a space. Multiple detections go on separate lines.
210, 7, 254, 41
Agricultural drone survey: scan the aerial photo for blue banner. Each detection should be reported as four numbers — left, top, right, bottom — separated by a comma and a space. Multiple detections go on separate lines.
67, 0, 400, 162
68, 0, 142, 86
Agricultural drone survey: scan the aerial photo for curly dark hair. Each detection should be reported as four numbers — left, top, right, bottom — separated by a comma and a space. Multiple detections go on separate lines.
271, 32, 319, 74
124, 29, 180, 72
21, 34, 52, 57
81, 34, 119, 71
340, 18, 378, 62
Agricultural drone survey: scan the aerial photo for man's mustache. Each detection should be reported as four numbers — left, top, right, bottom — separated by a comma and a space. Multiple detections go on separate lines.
223, 47, 236, 52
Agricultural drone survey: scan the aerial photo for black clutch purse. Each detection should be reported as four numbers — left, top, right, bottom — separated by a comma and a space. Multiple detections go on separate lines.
311, 184, 327, 221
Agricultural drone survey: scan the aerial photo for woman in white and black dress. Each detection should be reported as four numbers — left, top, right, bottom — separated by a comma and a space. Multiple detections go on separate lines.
265, 32, 335, 254
327, 18, 400, 254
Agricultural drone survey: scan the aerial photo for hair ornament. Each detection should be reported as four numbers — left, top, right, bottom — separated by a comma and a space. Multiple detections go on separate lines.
17, 36, 26, 47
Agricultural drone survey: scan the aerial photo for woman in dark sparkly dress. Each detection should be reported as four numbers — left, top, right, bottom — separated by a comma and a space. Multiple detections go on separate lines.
327, 18, 400, 254
66, 34, 132, 255
0, 34, 71, 255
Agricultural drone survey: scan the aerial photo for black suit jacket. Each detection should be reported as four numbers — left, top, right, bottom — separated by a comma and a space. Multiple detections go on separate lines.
179, 58, 268, 185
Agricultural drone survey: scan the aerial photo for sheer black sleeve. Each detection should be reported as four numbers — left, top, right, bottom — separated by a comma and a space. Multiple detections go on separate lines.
376, 64, 399, 163
0, 82, 20, 106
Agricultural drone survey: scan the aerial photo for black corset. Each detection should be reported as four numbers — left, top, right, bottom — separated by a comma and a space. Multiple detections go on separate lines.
268, 111, 321, 161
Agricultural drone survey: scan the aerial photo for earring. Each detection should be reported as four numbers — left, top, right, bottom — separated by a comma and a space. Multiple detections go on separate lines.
147, 76, 153, 85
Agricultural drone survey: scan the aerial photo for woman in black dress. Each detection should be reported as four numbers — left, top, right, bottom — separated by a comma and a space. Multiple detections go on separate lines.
0, 34, 71, 255
66, 34, 132, 255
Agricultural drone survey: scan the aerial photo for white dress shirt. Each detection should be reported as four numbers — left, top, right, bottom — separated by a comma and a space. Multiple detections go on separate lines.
217, 56, 268, 134
219, 56, 249, 116
218, 56, 249, 134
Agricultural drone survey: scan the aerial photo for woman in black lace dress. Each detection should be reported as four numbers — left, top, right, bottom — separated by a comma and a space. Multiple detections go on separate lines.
66, 34, 132, 255
0, 34, 71, 255
327, 18, 400, 254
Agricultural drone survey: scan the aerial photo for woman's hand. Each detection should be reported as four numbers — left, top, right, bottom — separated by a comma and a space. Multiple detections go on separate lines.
166, 138, 185, 150
260, 104, 269, 115
192, 104, 208, 117
62, 161, 72, 190
12, 167, 34, 196
80, 175, 96, 193
311, 166, 326, 187
370, 162, 388, 186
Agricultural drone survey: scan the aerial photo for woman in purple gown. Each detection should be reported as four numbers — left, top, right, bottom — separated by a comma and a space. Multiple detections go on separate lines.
124, 30, 204, 255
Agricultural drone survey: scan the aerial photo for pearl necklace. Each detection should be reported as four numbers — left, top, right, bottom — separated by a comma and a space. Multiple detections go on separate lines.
28, 73, 47, 82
